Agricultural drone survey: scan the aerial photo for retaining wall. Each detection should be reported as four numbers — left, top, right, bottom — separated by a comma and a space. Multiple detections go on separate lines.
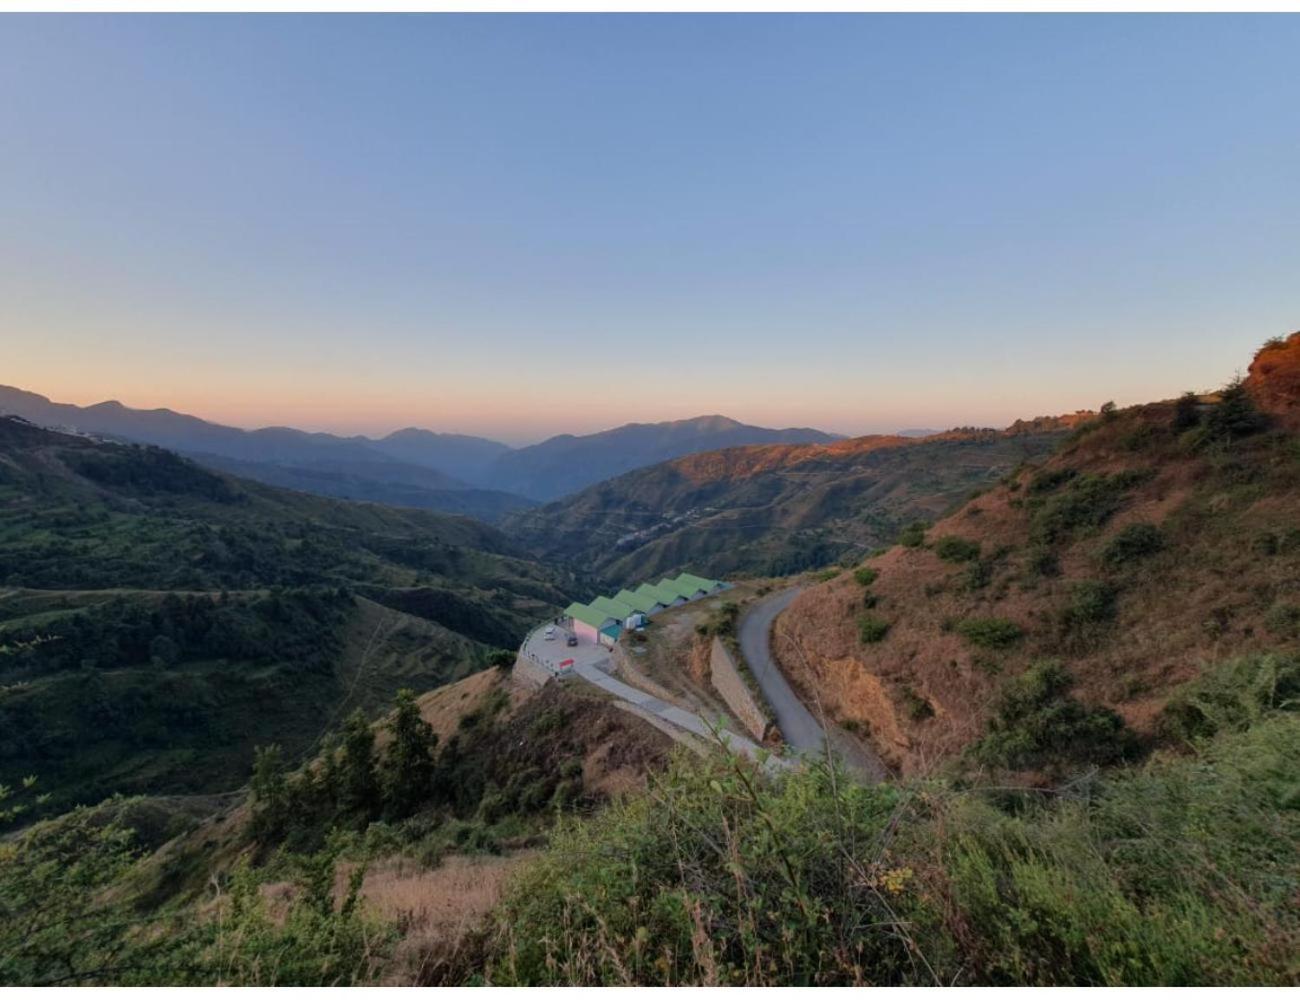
710, 637, 771, 742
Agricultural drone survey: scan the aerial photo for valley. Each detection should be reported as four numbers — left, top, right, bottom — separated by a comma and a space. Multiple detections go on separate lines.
1, 334, 1298, 987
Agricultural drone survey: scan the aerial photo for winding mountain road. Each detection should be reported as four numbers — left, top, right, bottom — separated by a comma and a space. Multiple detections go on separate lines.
739, 588, 884, 781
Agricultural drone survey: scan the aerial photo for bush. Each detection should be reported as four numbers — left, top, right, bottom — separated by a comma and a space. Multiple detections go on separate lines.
897, 522, 928, 548
1029, 471, 1148, 545
1160, 653, 1299, 742
858, 614, 890, 644
853, 566, 878, 587
1062, 581, 1117, 629
1172, 390, 1201, 432
961, 560, 993, 591
901, 686, 934, 721
1027, 467, 1077, 495
1101, 523, 1164, 566
975, 660, 1132, 771
1204, 376, 1269, 442
955, 617, 1023, 649
933, 536, 981, 563
1025, 545, 1060, 578
1264, 603, 1300, 640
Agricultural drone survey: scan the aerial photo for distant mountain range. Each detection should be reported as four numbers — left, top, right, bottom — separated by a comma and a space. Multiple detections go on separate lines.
0, 385, 842, 513
483, 414, 840, 500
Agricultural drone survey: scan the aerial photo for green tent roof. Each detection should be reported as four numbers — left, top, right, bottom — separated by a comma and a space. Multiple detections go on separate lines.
677, 572, 720, 592
565, 602, 613, 629
635, 582, 676, 607
657, 577, 691, 599
591, 595, 635, 621
660, 575, 705, 598
615, 588, 655, 614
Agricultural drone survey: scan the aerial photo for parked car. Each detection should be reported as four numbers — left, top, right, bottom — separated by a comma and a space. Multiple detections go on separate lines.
544, 626, 556, 640
566, 634, 578, 647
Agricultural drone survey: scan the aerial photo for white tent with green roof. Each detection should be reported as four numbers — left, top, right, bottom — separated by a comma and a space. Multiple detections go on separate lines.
564, 601, 620, 647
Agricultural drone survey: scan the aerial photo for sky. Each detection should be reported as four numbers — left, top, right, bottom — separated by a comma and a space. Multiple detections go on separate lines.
2, 14, 1298, 445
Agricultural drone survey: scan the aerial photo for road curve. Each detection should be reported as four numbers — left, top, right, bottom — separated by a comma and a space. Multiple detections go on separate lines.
738, 588, 826, 753
738, 587, 884, 781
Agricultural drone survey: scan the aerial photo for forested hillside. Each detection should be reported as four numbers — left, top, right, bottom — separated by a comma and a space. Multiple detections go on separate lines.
0, 418, 581, 822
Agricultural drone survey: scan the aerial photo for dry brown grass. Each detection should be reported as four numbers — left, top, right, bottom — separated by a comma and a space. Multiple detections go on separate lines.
773, 374, 1300, 775
339, 853, 530, 984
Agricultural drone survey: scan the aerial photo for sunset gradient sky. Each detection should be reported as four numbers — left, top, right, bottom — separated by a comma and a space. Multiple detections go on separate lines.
3, 15, 1298, 444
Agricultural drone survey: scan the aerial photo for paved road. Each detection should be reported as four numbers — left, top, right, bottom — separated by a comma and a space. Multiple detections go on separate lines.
739, 588, 884, 781
572, 661, 785, 770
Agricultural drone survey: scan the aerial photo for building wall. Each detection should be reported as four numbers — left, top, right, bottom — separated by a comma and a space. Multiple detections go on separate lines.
574, 620, 600, 645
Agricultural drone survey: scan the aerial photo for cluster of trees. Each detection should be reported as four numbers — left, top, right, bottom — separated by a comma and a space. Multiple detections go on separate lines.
250, 690, 439, 847
0, 589, 351, 678
249, 685, 591, 857
64, 445, 239, 502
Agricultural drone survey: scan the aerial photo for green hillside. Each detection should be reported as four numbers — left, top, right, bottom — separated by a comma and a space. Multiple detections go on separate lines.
0, 417, 582, 823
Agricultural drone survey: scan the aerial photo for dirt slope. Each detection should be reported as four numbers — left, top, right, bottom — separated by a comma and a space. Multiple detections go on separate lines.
773, 335, 1300, 774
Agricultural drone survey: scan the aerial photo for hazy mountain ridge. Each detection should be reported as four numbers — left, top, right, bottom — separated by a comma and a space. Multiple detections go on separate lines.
479, 414, 843, 500
0, 387, 844, 510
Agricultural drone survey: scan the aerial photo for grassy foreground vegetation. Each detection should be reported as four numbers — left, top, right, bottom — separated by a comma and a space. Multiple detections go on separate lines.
479, 654, 1299, 985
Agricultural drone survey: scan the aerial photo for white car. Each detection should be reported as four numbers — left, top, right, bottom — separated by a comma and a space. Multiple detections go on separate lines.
544, 625, 556, 640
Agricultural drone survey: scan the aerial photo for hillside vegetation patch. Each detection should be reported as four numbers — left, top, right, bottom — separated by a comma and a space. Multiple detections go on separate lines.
955, 617, 1024, 649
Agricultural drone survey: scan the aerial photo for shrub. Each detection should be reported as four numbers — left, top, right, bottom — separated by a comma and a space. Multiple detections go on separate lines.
956, 617, 1023, 649
858, 613, 890, 644
1172, 390, 1202, 431
853, 566, 878, 587
933, 536, 981, 563
814, 568, 841, 583
1160, 653, 1299, 742
1029, 470, 1148, 544
900, 686, 934, 722
1027, 467, 1077, 495
1062, 581, 1117, 629
1101, 523, 1164, 566
1264, 603, 1300, 640
1025, 545, 1060, 578
975, 660, 1132, 771
962, 560, 993, 591
1204, 376, 1269, 442
897, 521, 927, 548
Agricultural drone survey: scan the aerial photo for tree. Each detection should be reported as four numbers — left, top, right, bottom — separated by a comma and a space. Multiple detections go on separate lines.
337, 710, 379, 824
380, 689, 439, 820
1207, 376, 1268, 441
1172, 390, 1201, 432
249, 744, 289, 841
148, 634, 180, 669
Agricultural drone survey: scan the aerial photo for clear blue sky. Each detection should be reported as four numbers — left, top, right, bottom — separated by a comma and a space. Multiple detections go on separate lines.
3, 14, 1297, 443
